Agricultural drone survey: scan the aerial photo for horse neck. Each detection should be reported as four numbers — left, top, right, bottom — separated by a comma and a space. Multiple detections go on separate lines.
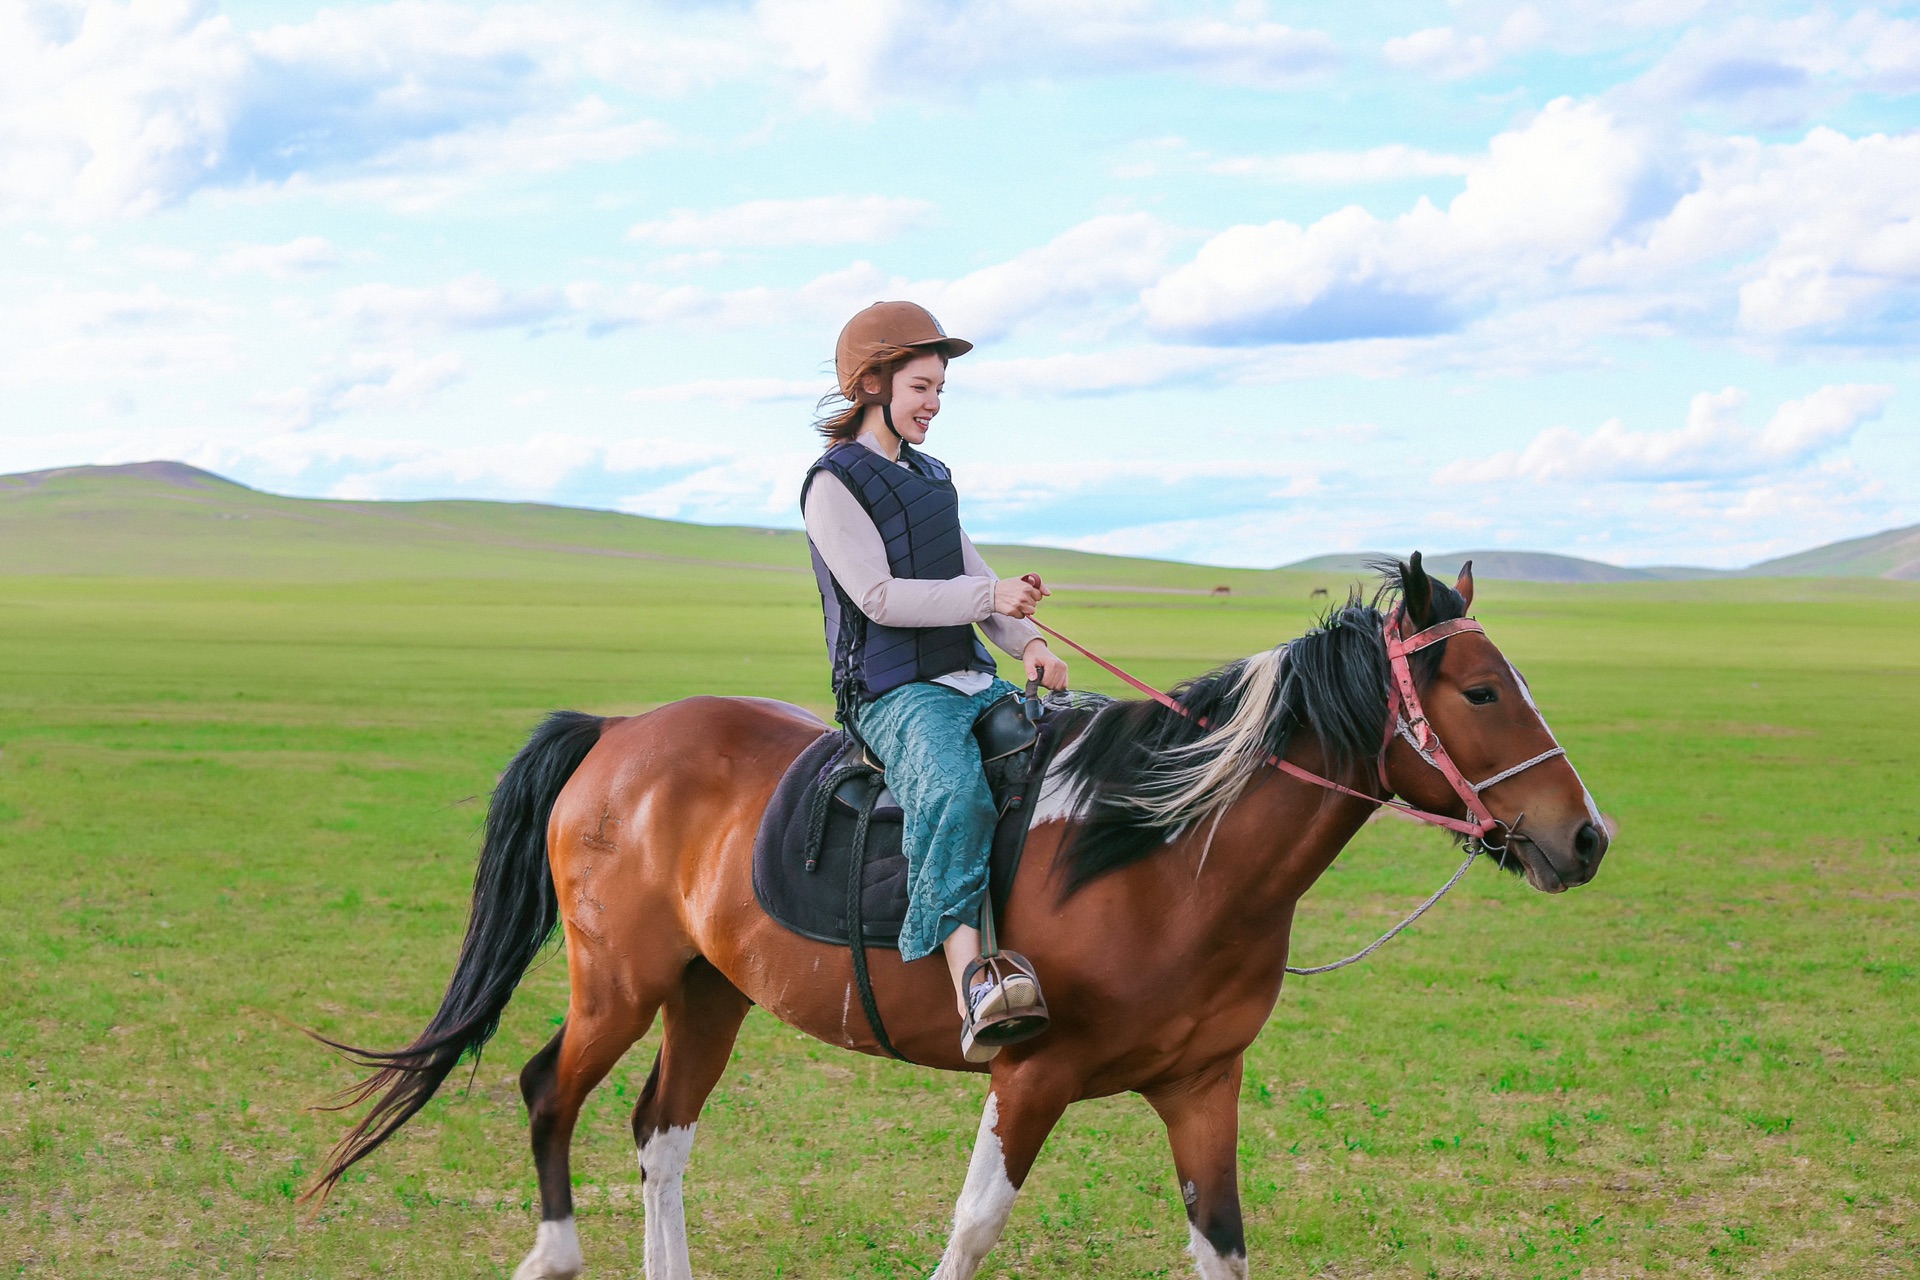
1178, 724, 1379, 938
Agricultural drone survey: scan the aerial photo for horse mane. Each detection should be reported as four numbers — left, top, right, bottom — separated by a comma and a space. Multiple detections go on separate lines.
1051, 560, 1469, 898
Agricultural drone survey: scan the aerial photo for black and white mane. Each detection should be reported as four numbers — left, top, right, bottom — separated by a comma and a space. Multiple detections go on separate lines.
1053, 562, 1469, 897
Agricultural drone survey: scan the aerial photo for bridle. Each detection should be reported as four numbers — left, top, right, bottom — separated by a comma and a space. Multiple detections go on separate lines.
1377, 610, 1566, 849
1022, 585, 1566, 850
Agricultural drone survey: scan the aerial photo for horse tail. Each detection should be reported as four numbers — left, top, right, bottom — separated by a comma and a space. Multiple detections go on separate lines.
304, 709, 606, 1203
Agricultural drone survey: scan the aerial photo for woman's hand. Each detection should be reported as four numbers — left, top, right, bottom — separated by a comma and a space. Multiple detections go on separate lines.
1022, 639, 1069, 690
993, 575, 1046, 618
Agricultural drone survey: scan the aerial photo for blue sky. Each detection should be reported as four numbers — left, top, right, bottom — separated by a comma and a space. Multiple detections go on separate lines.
2, 1, 1917, 568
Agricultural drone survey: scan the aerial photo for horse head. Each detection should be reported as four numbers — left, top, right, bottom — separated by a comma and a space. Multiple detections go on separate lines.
1383, 552, 1609, 893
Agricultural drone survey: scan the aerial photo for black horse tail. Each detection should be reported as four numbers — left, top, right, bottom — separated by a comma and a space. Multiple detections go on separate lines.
304, 710, 606, 1203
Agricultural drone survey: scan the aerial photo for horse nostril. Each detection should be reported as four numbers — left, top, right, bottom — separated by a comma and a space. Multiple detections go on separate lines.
1575, 822, 1606, 864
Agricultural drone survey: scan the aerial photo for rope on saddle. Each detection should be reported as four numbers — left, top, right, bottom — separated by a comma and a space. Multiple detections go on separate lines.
844, 774, 908, 1062
804, 760, 877, 874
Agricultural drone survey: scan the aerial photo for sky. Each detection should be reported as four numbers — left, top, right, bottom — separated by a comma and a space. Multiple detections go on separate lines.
2, 1, 1918, 569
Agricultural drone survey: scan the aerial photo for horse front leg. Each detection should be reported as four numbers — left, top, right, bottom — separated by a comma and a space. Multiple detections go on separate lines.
930, 1068, 1075, 1280
1146, 1056, 1249, 1280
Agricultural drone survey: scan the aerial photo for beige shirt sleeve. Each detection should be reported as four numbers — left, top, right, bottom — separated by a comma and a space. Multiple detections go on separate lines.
803, 472, 1041, 660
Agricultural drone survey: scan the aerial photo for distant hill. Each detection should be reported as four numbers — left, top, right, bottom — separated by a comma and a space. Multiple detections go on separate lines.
0, 461, 1286, 592
1282, 550, 1727, 584
0, 460, 1912, 584
1743, 522, 1920, 579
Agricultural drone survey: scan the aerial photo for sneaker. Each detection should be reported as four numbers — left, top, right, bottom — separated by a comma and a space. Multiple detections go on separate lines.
961, 982, 1002, 1062
968, 973, 1038, 1024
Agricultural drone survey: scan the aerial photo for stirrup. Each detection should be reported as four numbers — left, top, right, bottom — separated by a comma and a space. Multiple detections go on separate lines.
961, 951, 1050, 1053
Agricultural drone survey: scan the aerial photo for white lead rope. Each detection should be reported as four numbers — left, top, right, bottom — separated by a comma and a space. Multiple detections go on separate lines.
1285, 847, 1480, 976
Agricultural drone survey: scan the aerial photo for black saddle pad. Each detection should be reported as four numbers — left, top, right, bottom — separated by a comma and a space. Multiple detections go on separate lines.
751, 724, 1059, 948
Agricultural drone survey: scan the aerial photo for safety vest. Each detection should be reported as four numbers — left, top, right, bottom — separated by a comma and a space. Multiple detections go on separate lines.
802, 441, 996, 708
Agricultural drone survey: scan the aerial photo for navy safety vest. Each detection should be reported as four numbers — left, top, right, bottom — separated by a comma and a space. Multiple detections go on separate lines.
802, 440, 996, 710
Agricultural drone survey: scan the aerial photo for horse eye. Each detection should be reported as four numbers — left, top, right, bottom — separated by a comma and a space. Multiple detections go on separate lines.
1464, 686, 1498, 705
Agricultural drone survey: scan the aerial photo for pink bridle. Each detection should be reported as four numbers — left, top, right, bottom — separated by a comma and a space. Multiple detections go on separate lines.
1022, 582, 1566, 848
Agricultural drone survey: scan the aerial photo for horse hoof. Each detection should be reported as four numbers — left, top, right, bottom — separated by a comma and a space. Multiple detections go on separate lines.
512, 1218, 583, 1280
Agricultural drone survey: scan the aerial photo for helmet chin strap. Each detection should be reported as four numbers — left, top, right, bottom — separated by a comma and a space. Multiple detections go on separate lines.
880, 403, 902, 443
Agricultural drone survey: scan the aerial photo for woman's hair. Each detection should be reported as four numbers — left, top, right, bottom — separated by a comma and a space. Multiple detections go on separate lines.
813, 344, 948, 443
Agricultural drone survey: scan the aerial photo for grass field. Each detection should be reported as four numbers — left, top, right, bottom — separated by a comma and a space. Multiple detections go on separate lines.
2, 486, 1916, 1276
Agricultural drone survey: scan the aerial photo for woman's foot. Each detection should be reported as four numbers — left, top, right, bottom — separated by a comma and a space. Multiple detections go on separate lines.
959, 955, 1049, 1061
967, 971, 1038, 1024
960, 981, 1004, 1063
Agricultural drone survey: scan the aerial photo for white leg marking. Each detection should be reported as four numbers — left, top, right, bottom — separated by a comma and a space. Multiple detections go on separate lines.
1187, 1222, 1249, 1280
639, 1123, 697, 1280
932, 1093, 1020, 1280
512, 1216, 583, 1280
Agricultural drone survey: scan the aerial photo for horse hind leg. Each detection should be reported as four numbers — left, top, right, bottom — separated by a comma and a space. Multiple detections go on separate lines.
629, 958, 752, 1280
514, 1003, 657, 1280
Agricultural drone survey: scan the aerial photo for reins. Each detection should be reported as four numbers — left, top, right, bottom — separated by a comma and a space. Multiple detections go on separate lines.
1021, 578, 1568, 975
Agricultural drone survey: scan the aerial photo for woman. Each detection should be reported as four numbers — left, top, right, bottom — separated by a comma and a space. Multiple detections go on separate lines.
801, 300, 1069, 1062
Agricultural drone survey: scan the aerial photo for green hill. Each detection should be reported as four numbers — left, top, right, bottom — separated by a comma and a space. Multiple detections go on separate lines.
2, 460, 1913, 587
1744, 522, 1920, 579
0, 461, 1292, 593
1282, 549, 1727, 584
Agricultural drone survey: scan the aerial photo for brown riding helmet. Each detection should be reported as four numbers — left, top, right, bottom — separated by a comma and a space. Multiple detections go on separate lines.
835, 301, 973, 405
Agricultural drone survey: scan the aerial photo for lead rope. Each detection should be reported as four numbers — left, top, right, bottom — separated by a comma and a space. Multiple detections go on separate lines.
1284, 848, 1478, 975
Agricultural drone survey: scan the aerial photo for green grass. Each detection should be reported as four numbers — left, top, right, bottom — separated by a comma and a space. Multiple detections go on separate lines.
2, 554, 1916, 1276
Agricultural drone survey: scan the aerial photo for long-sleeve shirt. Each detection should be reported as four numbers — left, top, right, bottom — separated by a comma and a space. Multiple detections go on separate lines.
804, 437, 1039, 694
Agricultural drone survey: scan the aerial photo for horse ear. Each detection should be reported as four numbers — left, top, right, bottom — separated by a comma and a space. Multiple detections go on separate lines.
1455, 560, 1474, 610
1403, 551, 1434, 627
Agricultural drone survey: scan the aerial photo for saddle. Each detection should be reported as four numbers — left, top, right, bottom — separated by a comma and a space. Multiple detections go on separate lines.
751, 689, 1074, 1059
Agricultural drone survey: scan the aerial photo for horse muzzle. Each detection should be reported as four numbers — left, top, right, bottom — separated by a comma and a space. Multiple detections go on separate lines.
1507, 815, 1609, 893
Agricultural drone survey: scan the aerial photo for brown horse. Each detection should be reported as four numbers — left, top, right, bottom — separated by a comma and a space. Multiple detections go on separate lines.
311, 556, 1608, 1280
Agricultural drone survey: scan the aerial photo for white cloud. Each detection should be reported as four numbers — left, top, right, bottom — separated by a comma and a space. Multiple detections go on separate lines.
323, 431, 604, 500
256, 348, 466, 429
964, 347, 1242, 398
35, 284, 222, 333
0, 2, 689, 220
221, 236, 340, 278
925, 213, 1172, 343
1383, 27, 1497, 79
1628, 10, 1920, 127
0, 1, 1346, 222
629, 195, 935, 248
1575, 126, 1920, 344
1146, 99, 1655, 344
334, 274, 564, 334
1210, 145, 1474, 184
758, 0, 1338, 110
580, 213, 1172, 345
1380, 9, 1546, 80
1440, 384, 1894, 485
0, 284, 236, 386
1146, 95, 1920, 354
279, 98, 673, 211
617, 448, 816, 521
627, 378, 822, 407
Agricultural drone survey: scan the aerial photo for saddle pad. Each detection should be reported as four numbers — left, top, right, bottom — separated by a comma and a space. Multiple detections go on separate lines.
750, 728, 1054, 948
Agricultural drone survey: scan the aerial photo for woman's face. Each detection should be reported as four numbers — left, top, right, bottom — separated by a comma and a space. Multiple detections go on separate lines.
868, 353, 946, 445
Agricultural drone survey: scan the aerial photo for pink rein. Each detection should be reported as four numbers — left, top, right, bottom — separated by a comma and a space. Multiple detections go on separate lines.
1020, 575, 1560, 845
